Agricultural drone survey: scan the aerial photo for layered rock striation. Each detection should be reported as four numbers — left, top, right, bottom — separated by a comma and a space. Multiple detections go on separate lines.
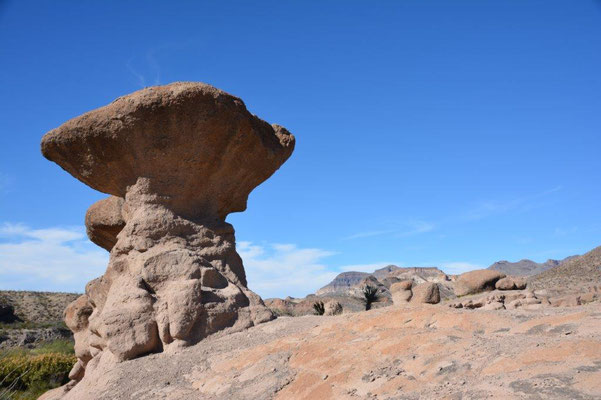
41, 82, 294, 389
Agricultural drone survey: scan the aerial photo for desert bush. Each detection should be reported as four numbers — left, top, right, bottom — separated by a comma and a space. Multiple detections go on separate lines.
0, 321, 68, 331
271, 308, 294, 317
0, 340, 75, 400
313, 301, 325, 315
328, 301, 343, 315
362, 285, 379, 311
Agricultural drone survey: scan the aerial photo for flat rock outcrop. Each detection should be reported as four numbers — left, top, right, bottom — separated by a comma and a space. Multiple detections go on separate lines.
40, 302, 601, 399
40, 82, 294, 394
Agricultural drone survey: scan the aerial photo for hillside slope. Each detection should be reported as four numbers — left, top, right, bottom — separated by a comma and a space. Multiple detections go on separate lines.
0, 291, 78, 348
530, 246, 601, 293
0, 291, 78, 323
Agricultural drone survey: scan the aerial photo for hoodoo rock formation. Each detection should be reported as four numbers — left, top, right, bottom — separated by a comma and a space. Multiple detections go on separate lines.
40, 82, 295, 393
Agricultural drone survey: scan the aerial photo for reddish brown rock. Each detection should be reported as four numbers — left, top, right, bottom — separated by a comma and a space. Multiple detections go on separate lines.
41, 82, 295, 221
392, 280, 413, 291
390, 280, 413, 304
411, 282, 440, 304
495, 277, 517, 290
495, 276, 528, 291
42, 82, 294, 390
85, 196, 125, 251
455, 270, 506, 296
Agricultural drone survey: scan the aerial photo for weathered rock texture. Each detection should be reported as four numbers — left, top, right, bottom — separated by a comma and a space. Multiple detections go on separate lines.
390, 280, 413, 305
85, 196, 125, 251
411, 282, 440, 304
41, 82, 294, 389
495, 276, 527, 291
454, 269, 506, 296
40, 302, 601, 400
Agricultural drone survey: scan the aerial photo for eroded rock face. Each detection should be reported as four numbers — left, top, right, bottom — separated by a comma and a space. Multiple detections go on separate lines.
41, 82, 294, 388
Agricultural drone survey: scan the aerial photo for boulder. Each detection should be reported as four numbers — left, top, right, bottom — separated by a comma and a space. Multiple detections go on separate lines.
514, 277, 527, 290
390, 281, 413, 304
411, 282, 440, 304
495, 277, 516, 290
495, 276, 527, 291
41, 82, 295, 387
64, 295, 93, 332
454, 270, 506, 296
391, 280, 413, 291
85, 196, 125, 251
392, 290, 413, 304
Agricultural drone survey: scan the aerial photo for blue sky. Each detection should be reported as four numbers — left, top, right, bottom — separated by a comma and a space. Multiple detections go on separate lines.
1, 1, 600, 298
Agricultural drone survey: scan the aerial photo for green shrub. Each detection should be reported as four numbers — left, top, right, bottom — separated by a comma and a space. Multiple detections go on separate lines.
0, 340, 76, 399
0, 353, 75, 389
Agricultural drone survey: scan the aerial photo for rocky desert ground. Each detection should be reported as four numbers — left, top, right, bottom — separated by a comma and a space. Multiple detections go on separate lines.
42, 298, 601, 400
38, 245, 601, 400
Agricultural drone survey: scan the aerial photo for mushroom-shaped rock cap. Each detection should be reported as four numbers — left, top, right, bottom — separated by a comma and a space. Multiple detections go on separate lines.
42, 82, 295, 220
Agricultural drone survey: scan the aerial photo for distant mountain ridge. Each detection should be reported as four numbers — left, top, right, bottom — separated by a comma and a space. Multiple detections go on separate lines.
315, 265, 450, 297
487, 255, 577, 276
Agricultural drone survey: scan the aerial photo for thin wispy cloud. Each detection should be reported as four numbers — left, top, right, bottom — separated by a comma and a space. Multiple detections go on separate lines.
126, 58, 147, 88
395, 220, 436, 237
343, 220, 435, 241
126, 48, 162, 88
460, 186, 563, 222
